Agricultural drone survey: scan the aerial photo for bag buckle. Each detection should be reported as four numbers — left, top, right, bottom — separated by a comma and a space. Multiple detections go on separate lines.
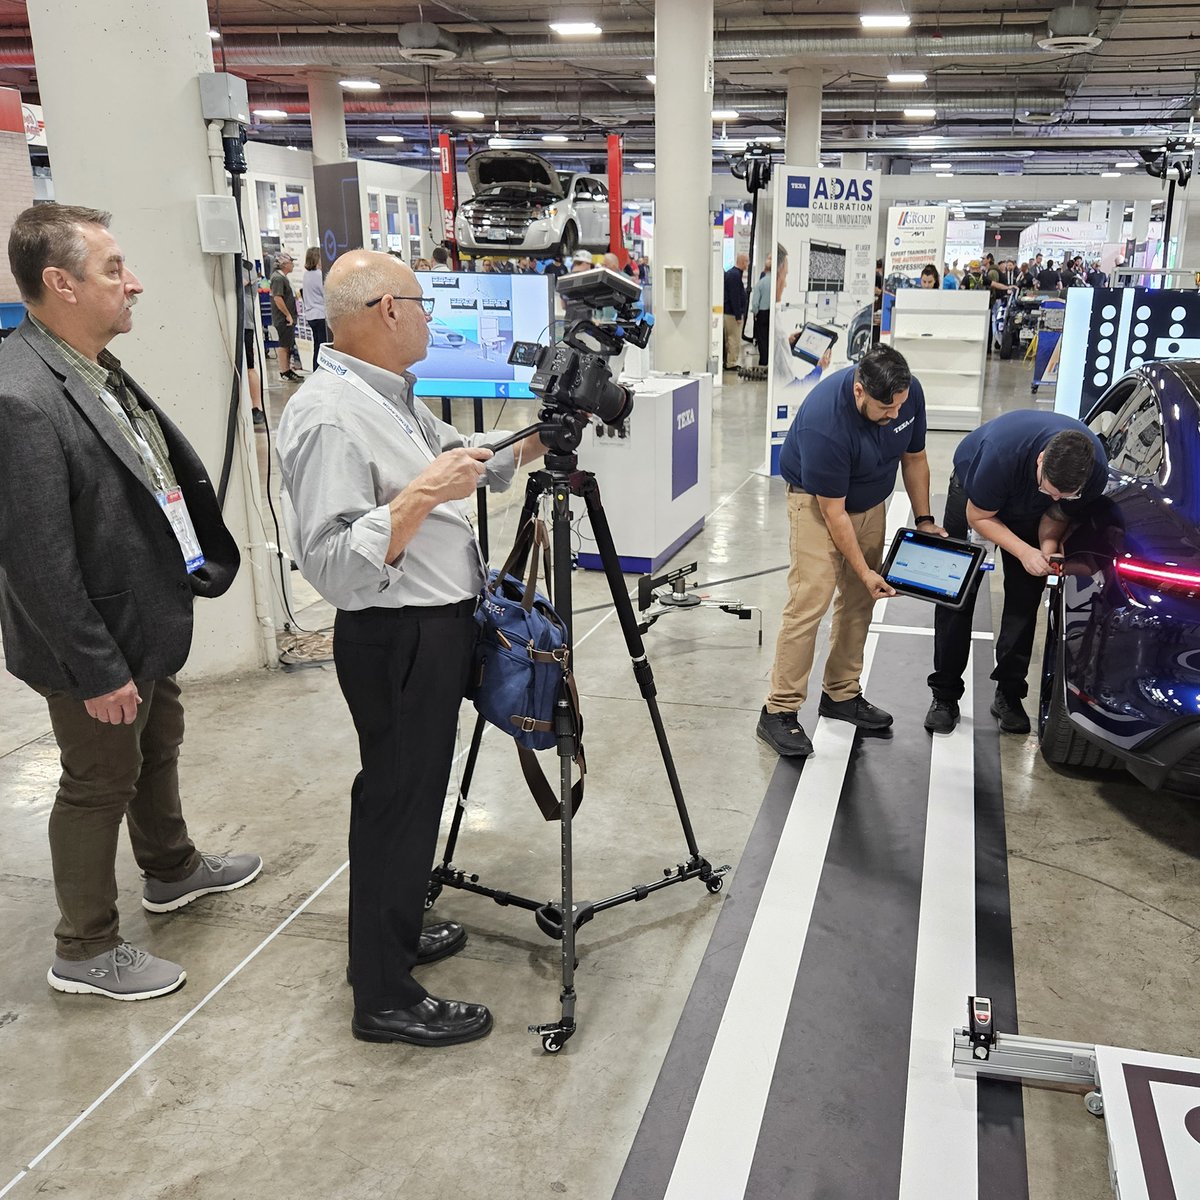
551, 647, 569, 665
519, 716, 538, 732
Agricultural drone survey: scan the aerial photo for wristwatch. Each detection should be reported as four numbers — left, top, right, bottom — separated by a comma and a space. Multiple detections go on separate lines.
914, 515, 935, 526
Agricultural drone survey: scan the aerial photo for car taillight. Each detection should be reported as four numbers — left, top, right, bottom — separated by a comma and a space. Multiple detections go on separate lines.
1116, 558, 1200, 602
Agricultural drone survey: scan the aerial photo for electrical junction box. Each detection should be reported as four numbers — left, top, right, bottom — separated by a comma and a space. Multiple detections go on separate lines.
663, 266, 686, 311
196, 195, 240, 255
199, 72, 250, 125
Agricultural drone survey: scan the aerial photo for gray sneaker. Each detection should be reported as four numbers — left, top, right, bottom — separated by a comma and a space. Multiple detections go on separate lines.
48, 942, 185, 1001
143, 851, 263, 913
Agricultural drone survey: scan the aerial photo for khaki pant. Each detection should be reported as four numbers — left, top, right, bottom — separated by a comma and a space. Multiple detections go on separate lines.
723, 313, 745, 368
766, 490, 886, 713
43, 675, 200, 960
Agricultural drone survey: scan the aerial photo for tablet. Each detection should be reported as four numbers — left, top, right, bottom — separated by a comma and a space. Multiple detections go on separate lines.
790, 321, 839, 365
881, 528, 985, 609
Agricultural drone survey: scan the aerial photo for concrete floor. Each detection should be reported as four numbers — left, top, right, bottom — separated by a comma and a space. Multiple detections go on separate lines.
1, 352, 1197, 1199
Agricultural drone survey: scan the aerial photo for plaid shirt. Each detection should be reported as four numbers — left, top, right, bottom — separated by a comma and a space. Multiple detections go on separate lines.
30, 315, 177, 489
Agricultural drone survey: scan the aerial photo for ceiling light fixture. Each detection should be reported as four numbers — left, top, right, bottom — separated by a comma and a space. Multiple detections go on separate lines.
376, 134, 405, 143
935, 172, 953, 178
253, 109, 288, 120
904, 108, 936, 119
712, 109, 740, 120
634, 161, 654, 169
1115, 161, 1137, 168
861, 13, 912, 29
487, 136, 513, 148
542, 134, 568, 143
646, 74, 656, 84
887, 72, 927, 84
451, 109, 485, 120
339, 79, 380, 91
929, 162, 952, 170
1100, 171, 1121, 178
758, 135, 782, 143
549, 21, 603, 35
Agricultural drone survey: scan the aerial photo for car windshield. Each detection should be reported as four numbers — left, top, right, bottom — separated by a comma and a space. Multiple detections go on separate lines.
557, 172, 573, 193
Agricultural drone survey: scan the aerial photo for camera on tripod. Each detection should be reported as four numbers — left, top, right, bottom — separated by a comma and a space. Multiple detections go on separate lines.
508, 267, 654, 451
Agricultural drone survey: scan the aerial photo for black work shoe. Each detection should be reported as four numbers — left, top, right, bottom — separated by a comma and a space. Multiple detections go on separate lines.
990, 690, 1031, 734
924, 697, 960, 734
346, 920, 467, 985
756, 707, 813, 757
352, 996, 493, 1047
818, 692, 893, 730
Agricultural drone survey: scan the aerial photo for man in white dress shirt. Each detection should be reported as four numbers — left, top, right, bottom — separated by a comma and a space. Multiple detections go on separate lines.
277, 251, 541, 1047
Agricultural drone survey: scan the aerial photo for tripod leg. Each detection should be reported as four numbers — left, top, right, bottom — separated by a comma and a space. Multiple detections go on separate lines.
576, 473, 703, 862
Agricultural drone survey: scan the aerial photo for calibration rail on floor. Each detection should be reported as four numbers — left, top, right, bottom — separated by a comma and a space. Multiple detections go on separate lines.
953, 995, 1200, 1199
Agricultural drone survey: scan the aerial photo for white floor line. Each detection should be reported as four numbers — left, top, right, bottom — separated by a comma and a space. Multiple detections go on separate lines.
897, 656, 980, 1199
0, 862, 350, 1200
870, 622, 994, 641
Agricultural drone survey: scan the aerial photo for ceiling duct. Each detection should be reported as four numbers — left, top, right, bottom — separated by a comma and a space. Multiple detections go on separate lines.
1037, 6, 1103, 53
397, 22, 459, 64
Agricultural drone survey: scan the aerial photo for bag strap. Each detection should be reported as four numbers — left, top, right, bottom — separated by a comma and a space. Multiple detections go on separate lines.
494, 516, 537, 587
514, 672, 586, 822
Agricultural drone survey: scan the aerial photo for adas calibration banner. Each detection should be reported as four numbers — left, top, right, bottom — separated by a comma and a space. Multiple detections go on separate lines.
764, 166, 881, 474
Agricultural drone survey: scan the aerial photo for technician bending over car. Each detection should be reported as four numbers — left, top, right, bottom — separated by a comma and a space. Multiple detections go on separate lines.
757, 345, 943, 758
924, 411, 1108, 736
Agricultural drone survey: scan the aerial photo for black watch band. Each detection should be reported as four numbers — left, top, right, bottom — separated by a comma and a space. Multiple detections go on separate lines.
914, 514, 935, 525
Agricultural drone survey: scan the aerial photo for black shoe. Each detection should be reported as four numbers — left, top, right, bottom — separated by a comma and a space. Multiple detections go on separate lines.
818, 692, 893, 730
990, 690, 1030, 734
280, 370, 302, 382
756, 707, 813, 757
924, 697, 960, 733
252, 408, 266, 427
346, 920, 466, 985
352, 996, 493, 1047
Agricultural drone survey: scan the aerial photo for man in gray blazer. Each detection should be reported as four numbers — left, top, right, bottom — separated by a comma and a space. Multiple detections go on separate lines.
0, 204, 262, 1001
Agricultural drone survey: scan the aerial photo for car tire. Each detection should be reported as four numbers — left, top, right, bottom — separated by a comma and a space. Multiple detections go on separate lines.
999, 328, 1015, 360
558, 222, 578, 258
1038, 589, 1123, 770
849, 327, 870, 361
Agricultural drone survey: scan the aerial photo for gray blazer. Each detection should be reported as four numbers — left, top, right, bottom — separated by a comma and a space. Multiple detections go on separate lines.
0, 318, 240, 699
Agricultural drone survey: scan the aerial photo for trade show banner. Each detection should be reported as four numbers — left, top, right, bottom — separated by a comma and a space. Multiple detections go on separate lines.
883, 205, 947, 286
1054, 286, 1200, 417
764, 165, 881, 474
1018, 220, 1108, 264
945, 219, 985, 270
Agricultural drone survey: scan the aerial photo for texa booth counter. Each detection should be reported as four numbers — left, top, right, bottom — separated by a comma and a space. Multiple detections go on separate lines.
575, 373, 713, 574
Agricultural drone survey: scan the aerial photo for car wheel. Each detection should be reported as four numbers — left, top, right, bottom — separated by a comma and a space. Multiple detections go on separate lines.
558, 222, 578, 258
1038, 588, 1123, 770
849, 327, 870, 361
999, 328, 1015, 360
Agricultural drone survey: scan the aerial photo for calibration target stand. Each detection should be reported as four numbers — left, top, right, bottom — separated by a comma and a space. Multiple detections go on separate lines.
429, 443, 730, 1054
954, 995, 1200, 1198
636, 562, 763, 645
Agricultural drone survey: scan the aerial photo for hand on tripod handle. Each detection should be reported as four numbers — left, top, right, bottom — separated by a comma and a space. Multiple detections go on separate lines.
419, 447, 492, 503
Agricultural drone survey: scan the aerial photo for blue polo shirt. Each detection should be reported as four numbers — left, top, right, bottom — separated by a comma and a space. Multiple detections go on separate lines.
953, 409, 1108, 524
778, 364, 927, 513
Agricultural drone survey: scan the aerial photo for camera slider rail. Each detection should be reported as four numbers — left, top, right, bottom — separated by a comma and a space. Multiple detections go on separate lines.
637, 562, 763, 644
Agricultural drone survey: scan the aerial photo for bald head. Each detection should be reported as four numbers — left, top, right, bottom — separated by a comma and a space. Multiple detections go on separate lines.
735, 253, 748, 270
325, 249, 430, 374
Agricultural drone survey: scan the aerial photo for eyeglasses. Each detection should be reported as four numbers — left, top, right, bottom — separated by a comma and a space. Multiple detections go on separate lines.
1037, 465, 1082, 501
365, 294, 435, 316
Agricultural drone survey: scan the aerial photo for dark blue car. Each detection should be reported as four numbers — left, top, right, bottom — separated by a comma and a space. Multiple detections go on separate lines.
1039, 360, 1200, 792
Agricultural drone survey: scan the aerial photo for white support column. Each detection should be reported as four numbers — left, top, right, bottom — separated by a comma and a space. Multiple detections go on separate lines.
26, 0, 270, 678
842, 152, 867, 170
785, 69, 822, 166
1131, 199, 1153, 245
308, 73, 349, 164
1177, 195, 1200, 274
654, 0, 715, 374
1089, 200, 1108, 224
1107, 203, 1125, 246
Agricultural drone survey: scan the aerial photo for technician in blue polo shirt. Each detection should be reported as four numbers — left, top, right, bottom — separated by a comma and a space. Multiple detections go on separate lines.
758, 344, 943, 758
925, 410, 1108, 736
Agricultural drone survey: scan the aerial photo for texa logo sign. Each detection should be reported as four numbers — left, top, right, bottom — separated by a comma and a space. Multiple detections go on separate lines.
676, 407, 696, 431
787, 176, 811, 208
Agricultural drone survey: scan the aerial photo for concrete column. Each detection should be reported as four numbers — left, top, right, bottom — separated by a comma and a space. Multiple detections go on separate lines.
785, 69, 821, 165
308, 73, 349, 164
842, 152, 867, 170
1089, 200, 1108, 224
1107, 203, 1125, 246
1131, 200, 1153, 244
26, 0, 269, 678
653, 0, 714, 374
1177, 195, 1200, 274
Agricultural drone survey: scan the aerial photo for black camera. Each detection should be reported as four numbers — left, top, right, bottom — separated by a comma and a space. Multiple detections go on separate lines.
508, 267, 653, 442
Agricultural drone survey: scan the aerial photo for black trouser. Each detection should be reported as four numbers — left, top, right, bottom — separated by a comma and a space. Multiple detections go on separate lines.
333, 600, 478, 1011
308, 317, 328, 362
927, 475, 1047, 703
753, 310, 770, 366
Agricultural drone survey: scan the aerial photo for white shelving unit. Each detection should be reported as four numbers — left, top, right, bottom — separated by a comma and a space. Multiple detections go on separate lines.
889, 289, 989, 430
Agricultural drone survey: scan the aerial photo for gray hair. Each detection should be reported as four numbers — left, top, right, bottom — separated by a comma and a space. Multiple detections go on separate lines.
9, 203, 111, 303
325, 253, 411, 331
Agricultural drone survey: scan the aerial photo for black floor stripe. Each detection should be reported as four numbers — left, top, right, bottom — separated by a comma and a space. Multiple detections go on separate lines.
610, 755, 805, 1200
972, 646, 1030, 1199
744, 633, 934, 1199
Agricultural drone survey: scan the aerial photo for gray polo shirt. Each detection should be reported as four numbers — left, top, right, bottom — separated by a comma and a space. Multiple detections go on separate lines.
276, 348, 517, 610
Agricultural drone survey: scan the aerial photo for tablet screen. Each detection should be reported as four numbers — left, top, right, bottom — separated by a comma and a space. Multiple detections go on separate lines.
882, 529, 984, 608
792, 326, 834, 362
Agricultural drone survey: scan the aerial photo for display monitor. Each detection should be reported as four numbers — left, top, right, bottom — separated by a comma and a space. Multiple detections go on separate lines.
409, 271, 554, 400
881, 528, 985, 609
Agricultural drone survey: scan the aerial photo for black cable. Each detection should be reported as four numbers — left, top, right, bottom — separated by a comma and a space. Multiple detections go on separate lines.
216, 172, 245, 509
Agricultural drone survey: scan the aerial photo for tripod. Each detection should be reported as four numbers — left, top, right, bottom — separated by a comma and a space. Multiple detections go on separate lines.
429, 429, 729, 1053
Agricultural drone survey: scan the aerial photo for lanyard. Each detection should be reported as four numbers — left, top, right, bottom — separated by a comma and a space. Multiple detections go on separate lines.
316, 349, 487, 572
99, 388, 170, 491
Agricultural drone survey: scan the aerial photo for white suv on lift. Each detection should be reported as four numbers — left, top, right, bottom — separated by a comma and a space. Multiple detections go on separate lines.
455, 149, 611, 258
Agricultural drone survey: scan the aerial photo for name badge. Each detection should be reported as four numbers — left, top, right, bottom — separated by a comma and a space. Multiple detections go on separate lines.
158, 488, 206, 573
